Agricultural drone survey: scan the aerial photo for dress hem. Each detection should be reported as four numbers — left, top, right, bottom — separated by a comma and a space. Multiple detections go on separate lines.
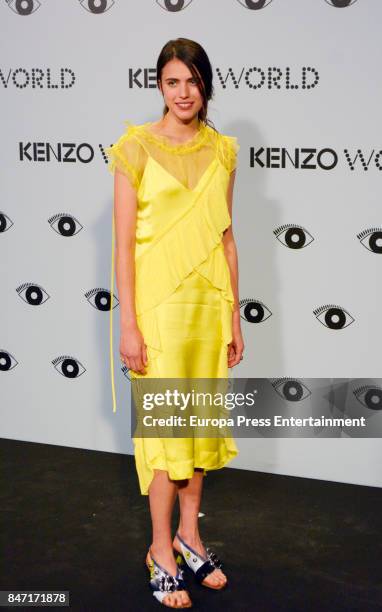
133, 445, 239, 496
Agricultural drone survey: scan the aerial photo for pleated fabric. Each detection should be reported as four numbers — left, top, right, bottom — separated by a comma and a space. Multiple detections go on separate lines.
105, 119, 240, 495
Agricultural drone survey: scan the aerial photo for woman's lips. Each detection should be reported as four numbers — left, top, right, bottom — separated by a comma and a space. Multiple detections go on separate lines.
176, 102, 194, 109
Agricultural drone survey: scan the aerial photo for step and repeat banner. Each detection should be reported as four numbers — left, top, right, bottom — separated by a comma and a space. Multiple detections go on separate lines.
1, 0, 381, 487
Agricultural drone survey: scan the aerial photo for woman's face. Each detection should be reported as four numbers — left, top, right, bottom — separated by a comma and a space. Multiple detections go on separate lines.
158, 58, 204, 122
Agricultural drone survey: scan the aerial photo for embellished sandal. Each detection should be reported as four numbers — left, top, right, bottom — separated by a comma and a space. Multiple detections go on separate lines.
174, 532, 226, 590
145, 548, 192, 608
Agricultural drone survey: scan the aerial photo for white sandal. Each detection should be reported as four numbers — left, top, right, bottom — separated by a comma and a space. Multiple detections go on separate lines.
174, 533, 226, 590
146, 548, 192, 608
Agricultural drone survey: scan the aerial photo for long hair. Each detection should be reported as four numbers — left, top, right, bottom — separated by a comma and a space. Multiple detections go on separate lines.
156, 38, 217, 132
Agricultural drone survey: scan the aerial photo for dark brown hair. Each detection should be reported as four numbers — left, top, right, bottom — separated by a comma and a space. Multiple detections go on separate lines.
156, 38, 217, 132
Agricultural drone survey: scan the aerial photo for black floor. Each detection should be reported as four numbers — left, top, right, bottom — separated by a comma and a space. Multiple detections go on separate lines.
1, 438, 381, 611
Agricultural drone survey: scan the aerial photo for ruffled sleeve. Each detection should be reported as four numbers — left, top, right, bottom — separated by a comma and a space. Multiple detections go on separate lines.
219, 134, 240, 175
105, 123, 146, 192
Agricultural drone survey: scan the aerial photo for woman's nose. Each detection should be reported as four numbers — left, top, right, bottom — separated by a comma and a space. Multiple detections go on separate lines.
179, 83, 190, 97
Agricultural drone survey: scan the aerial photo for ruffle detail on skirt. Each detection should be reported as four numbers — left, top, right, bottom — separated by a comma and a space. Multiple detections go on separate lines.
134, 187, 234, 318
196, 244, 235, 311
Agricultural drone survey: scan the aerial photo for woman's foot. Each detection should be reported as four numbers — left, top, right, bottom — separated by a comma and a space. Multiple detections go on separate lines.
146, 546, 192, 608
172, 532, 227, 589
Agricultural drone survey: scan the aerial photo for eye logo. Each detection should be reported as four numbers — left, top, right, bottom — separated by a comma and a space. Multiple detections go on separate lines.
354, 385, 382, 411
0, 350, 18, 372
313, 304, 355, 329
237, 0, 273, 9
240, 298, 272, 324
274, 224, 314, 250
48, 213, 83, 237
52, 355, 86, 378
16, 283, 50, 306
79, 0, 115, 13
357, 227, 382, 254
6, 0, 41, 15
156, 0, 193, 11
324, 0, 358, 7
0, 212, 14, 233
85, 288, 119, 311
271, 378, 312, 402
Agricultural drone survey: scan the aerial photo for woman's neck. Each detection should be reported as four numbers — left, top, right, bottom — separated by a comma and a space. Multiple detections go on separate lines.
151, 113, 200, 142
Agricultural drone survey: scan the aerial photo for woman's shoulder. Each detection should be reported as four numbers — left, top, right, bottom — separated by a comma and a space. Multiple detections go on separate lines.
105, 121, 148, 188
206, 125, 239, 153
212, 127, 240, 174
217, 129, 239, 149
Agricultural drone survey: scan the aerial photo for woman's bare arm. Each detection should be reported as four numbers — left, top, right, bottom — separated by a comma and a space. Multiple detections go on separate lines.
113, 168, 137, 327
113, 168, 147, 374
222, 170, 244, 367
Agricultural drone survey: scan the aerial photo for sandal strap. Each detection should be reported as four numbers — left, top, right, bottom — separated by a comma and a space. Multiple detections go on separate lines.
195, 560, 217, 584
176, 532, 223, 576
148, 552, 187, 604
176, 533, 206, 573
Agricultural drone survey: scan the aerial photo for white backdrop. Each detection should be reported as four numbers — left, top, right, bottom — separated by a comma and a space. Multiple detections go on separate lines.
1, 0, 381, 488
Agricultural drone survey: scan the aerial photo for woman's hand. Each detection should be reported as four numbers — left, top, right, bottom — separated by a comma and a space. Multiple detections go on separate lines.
227, 311, 245, 368
120, 323, 148, 375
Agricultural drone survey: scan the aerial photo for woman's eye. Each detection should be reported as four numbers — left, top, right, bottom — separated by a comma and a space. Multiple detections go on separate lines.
167, 80, 198, 86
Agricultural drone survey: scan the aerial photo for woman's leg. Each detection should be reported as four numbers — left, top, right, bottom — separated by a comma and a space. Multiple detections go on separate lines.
148, 469, 191, 607
173, 469, 227, 587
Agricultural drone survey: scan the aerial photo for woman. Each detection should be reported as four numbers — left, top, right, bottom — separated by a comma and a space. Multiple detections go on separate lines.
106, 38, 244, 609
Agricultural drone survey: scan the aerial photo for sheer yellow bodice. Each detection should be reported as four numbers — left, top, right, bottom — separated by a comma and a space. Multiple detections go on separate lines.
105, 120, 239, 413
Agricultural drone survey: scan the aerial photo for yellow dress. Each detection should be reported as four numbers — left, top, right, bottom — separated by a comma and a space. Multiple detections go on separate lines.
105, 119, 239, 495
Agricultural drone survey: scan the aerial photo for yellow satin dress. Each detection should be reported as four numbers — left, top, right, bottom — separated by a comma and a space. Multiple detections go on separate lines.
105, 119, 239, 495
